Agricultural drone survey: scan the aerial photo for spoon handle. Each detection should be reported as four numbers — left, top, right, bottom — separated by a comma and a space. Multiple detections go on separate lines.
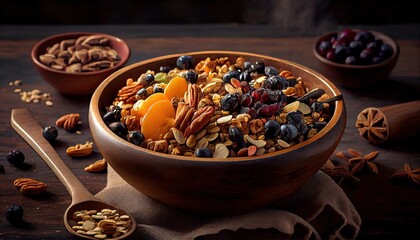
10, 108, 97, 204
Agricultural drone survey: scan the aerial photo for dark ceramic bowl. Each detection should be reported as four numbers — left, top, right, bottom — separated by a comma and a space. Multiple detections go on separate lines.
89, 51, 346, 215
313, 30, 399, 89
31, 32, 130, 95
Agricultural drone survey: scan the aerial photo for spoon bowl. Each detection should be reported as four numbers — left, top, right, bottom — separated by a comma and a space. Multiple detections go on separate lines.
10, 108, 136, 239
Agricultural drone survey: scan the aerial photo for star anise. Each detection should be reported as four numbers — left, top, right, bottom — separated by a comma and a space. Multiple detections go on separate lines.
355, 107, 388, 144
322, 159, 360, 185
336, 149, 379, 175
391, 163, 420, 185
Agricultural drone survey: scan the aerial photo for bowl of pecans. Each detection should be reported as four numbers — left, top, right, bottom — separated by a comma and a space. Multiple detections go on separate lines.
313, 28, 399, 89
31, 32, 130, 95
89, 51, 346, 215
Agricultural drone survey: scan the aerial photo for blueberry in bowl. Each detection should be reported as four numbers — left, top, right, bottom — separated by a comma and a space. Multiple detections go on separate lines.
313, 29, 399, 89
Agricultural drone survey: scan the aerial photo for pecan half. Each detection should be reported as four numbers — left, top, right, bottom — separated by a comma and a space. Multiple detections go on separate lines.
184, 106, 215, 138
56, 113, 80, 131
186, 83, 201, 109
66, 141, 93, 157
174, 105, 196, 132
14, 178, 47, 195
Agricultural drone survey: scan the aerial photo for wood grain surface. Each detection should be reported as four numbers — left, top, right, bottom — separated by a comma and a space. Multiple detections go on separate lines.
0, 24, 419, 239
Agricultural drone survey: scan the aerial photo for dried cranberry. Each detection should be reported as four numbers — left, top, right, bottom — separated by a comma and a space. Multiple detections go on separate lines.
241, 93, 253, 107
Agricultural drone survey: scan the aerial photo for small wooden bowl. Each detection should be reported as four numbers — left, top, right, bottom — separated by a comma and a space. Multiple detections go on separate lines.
31, 32, 130, 95
89, 51, 346, 215
313, 30, 399, 89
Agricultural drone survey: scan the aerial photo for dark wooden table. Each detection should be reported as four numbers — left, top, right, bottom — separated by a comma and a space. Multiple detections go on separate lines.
0, 24, 419, 239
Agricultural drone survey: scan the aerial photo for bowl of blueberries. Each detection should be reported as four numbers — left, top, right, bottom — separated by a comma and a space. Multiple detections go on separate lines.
313, 28, 399, 89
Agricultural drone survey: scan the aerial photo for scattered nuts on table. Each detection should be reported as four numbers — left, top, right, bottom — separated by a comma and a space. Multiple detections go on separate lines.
39, 35, 121, 72
66, 141, 93, 157
14, 178, 47, 195
56, 113, 81, 131
85, 159, 107, 173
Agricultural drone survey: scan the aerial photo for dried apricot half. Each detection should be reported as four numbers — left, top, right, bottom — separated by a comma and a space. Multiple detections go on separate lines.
164, 76, 188, 100
141, 99, 175, 140
132, 92, 169, 118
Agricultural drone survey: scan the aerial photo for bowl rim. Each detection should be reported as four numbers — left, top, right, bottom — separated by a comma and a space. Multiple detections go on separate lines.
90, 50, 345, 163
31, 31, 130, 76
313, 29, 400, 69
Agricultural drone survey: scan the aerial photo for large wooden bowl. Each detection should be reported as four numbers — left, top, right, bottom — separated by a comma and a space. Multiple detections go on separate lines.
89, 51, 346, 215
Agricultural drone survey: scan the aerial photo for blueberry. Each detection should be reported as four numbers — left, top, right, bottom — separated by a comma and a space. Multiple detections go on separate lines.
183, 70, 198, 84
264, 120, 281, 139
334, 45, 352, 63
349, 40, 363, 55
143, 73, 155, 84
108, 122, 127, 139
239, 70, 252, 82
314, 121, 328, 130
5, 204, 24, 226
176, 55, 194, 70
103, 107, 122, 126
318, 41, 332, 56
43, 126, 58, 142
354, 31, 375, 45
229, 127, 244, 142
153, 85, 164, 93
371, 56, 384, 64
195, 147, 213, 158
380, 43, 394, 58
127, 131, 145, 146
250, 62, 265, 73
222, 70, 241, 84
135, 88, 148, 100
287, 111, 308, 134
263, 76, 289, 90
311, 102, 324, 113
220, 93, 241, 113
0, 164, 4, 173
264, 66, 279, 76
7, 149, 25, 166
280, 124, 299, 142
345, 56, 357, 65
267, 89, 285, 103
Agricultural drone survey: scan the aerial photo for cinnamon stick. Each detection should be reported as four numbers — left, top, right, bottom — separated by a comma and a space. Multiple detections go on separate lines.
355, 100, 420, 144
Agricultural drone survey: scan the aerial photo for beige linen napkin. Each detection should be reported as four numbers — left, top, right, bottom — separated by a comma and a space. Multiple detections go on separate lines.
96, 167, 361, 240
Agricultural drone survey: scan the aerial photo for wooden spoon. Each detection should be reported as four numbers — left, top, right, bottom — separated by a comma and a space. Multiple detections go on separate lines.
10, 108, 136, 240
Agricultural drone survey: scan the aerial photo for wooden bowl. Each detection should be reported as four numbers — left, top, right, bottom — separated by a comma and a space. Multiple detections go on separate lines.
313, 30, 399, 89
89, 51, 346, 215
31, 32, 130, 95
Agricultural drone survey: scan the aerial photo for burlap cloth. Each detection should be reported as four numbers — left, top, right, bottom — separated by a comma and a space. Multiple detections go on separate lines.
96, 167, 361, 240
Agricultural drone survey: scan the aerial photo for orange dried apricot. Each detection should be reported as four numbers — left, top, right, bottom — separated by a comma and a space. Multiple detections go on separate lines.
141, 99, 175, 140
164, 76, 188, 100
132, 92, 169, 118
